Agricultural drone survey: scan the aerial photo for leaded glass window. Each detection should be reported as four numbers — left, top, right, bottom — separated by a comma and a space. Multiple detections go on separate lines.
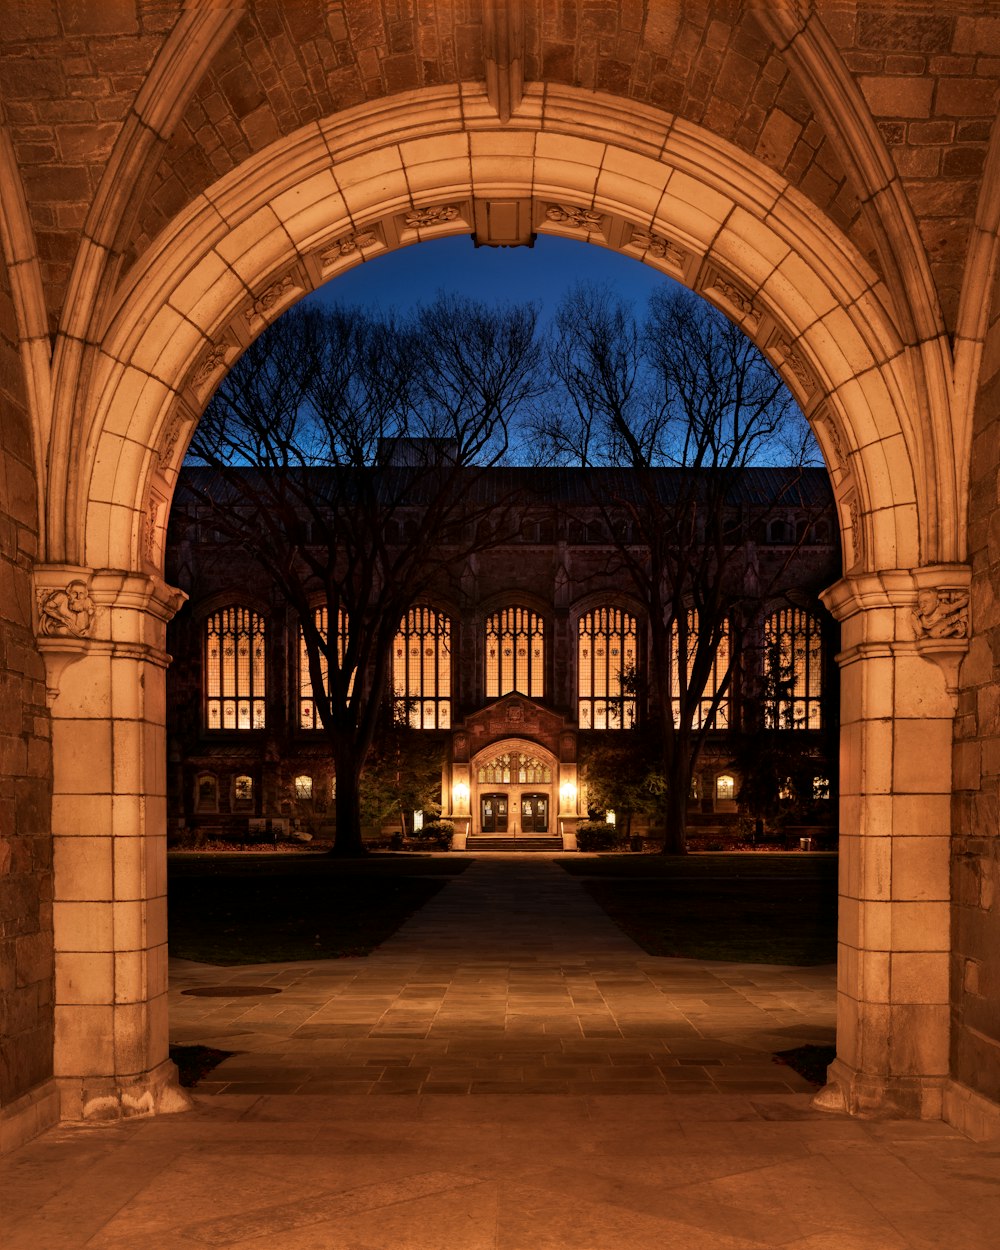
476, 751, 552, 785
578, 607, 637, 729
205, 607, 266, 730
392, 606, 451, 728
670, 610, 730, 729
300, 606, 351, 729
763, 608, 823, 729
485, 608, 544, 699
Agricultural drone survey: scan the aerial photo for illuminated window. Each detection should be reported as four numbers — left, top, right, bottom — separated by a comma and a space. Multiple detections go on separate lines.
233, 774, 254, 810
195, 773, 218, 812
294, 775, 313, 799
205, 607, 266, 730
578, 607, 637, 729
392, 606, 452, 728
763, 608, 823, 729
670, 610, 730, 729
300, 606, 351, 729
813, 775, 830, 800
485, 607, 544, 698
476, 751, 552, 785
716, 774, 735, 801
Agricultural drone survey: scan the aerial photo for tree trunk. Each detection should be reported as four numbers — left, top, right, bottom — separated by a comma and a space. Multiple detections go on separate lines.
660, 762, 690, 854
330, 738, 366, 856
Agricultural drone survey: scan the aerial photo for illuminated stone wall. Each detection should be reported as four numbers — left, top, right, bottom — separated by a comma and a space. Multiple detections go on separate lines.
0, 248, 54, 1144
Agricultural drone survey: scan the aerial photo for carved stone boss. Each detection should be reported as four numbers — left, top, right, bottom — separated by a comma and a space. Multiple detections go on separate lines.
320, 229, 379, 265
36, 579, 96, 639
912, 588, 970, 641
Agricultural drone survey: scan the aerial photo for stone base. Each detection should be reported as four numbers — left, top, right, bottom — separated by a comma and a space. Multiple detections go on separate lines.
56, 1058, 193, 1122
813, 1058, 946, 1120
0, 1079, 61, 1154
943, 1080, 1000, 1141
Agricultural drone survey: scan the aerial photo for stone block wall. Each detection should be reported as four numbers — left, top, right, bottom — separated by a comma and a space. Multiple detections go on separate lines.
953, 261, 1000, 1103
0, 256, 53, 1112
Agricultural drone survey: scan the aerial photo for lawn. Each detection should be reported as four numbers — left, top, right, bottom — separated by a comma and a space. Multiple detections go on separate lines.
556, 852, 838, 965
168, 852, 469, 965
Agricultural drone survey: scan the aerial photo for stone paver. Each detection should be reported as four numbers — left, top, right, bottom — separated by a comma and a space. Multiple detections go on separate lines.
4, 856, 1000, 1250
168, 856, 834, 1097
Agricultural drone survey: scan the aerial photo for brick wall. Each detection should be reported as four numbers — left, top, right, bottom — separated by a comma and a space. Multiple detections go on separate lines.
0, 254, 53, 1109
953, 260, 1000, 1101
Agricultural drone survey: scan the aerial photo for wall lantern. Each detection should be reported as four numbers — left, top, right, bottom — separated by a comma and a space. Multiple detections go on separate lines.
559, 781, 577, 805
452, 781, 470, 808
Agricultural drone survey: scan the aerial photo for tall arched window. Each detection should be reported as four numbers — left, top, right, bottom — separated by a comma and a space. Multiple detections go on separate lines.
300, 606, 351, 729
670, 610, 730, 729
393, 606, 451, 728
205, 607, 266, 729
578, 607, 637, 729
485, 607, 544, 699
763, 608, 823, 729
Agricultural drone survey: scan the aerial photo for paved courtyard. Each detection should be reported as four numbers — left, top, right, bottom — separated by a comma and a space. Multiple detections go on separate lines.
4, 857, 1000, 1248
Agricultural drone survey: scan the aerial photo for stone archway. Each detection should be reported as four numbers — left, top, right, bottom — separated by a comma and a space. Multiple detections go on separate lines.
34, 84, 967, 1122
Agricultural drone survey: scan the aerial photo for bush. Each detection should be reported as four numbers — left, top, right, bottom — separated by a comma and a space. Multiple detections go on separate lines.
414, 820, 454, 848
575, 820, 623, 852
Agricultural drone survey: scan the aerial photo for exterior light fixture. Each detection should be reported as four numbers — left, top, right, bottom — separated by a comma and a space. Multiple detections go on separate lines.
559, 781, 577, 804
452, 781, 470, 808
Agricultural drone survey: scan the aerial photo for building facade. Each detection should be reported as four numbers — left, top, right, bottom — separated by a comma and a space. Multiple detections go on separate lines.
164, 466, 840, 849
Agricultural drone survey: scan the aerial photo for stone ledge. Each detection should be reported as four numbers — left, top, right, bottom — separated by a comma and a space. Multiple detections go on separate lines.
943, 1079, 1000, 1141
0, 1080, 60, 1155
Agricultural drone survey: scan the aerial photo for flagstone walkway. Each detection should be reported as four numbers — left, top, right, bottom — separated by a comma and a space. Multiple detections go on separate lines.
168, 856, 835, 1097
4, 855, 1000, 1250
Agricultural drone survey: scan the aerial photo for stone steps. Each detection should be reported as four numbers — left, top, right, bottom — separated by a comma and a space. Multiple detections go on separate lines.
465, 836, 564, 852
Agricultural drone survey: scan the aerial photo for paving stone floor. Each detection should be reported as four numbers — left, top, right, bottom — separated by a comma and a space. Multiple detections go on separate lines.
4, 855, 1000, 1249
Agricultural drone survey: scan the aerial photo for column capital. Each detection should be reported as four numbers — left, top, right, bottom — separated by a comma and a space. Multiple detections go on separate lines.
32, 565, 188, 703
821, 564, 970, 626
821, 564, 970, 694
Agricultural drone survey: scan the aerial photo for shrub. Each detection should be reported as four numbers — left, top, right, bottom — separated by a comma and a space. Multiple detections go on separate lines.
415, 820, 454, 848
575, 820, 623, 852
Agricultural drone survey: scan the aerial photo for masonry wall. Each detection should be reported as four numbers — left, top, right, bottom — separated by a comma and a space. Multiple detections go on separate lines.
0, 257, 53, 1110
953, 262, 1000, 1101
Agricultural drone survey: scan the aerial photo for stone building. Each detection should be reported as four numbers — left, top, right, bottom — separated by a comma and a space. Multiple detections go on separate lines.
164, 466, 839, 848
2, 1, 1000, 1148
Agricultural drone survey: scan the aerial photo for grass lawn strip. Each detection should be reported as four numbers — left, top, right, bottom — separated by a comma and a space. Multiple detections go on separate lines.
556, 852, 837, 966
168, 853, 470, 965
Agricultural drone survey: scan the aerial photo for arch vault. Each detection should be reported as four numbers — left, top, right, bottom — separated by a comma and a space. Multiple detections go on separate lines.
17, 82, 975, 1128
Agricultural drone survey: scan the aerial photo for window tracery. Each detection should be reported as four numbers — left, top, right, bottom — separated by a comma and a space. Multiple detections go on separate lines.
578, 607, 637, 729
205, 606, 266, 730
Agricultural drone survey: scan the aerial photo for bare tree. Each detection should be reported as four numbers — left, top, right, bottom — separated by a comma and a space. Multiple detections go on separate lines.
539, 284, 824, 853
185, 297, 543, 855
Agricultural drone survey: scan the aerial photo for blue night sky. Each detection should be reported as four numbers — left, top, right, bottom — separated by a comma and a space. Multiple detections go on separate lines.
302, 233, 677, 320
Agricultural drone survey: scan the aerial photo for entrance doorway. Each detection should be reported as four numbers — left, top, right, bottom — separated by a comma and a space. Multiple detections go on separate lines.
520, 793, 549, 833
480, 793, 508, 833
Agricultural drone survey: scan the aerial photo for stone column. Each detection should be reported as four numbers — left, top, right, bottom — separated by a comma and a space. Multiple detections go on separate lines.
33, 566, 191, 1120
818, 567, 969, 1119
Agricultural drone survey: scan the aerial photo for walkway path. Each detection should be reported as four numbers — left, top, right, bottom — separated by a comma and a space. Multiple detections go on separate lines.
4, 856, 999, 1250
168, 855, 835, 1096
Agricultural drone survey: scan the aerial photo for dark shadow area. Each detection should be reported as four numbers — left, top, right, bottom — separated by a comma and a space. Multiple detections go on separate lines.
168, 853, 471, 964
169, 1044, 236, 1087
557, 852, 837, 964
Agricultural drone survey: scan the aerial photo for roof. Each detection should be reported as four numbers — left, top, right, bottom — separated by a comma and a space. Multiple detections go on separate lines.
175, 465, 834, 510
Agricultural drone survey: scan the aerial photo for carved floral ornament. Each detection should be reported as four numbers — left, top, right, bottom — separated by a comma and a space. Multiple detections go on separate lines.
403, 205, 460, 228
774, 338, 815, 394
711, 278, 758, 322
191, 343, 229, 389
545, 204, 603, 230
36, 579, 96, 639
320, 228, 379, 265
628, 227, 686, 267
912, 588, 970, 641
244, 275, 294, 327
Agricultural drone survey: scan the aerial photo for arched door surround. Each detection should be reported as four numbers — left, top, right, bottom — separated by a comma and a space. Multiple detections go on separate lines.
31, 85, 968, 1122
